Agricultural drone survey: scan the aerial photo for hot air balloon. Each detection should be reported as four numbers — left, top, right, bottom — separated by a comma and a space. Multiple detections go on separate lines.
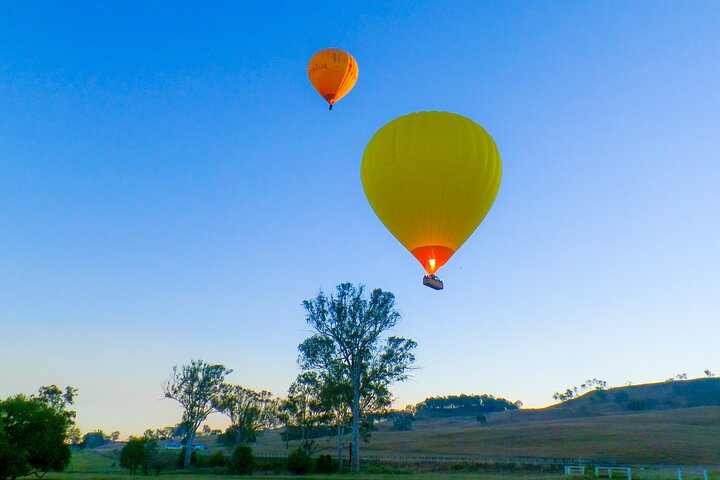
361, 111, 502, 290
307, 48, 358, 110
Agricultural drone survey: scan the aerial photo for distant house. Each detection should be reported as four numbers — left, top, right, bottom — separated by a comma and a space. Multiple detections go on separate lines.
163, 441, 206, 451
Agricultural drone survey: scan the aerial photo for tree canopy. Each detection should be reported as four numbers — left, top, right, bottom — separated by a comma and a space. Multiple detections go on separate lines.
415, 394, 522, 416
164, 359, 231, 468
299, 283, 416, 472
214, 385, 279, 446
0, 386, 77, 480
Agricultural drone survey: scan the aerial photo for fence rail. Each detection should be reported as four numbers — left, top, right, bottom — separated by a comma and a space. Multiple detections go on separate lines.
253, 452, 720, 472
254, 451, 592, 465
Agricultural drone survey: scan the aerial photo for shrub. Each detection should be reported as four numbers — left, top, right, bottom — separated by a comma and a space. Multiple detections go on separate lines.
148, 453, 175, 475
175, 448, 197, 467
314, 454, 335, 473
230, 445, 254, 475
287, 448, 310, 475
209, 451, 227, 467
253, 457, 286, 474
119, 438, 158, 475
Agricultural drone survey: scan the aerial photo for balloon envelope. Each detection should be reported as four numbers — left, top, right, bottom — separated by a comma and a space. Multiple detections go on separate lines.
361, 111, 502, 275
307, 48, 358, 109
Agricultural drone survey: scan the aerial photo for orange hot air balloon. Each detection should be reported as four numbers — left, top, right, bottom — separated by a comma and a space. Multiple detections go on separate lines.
361, 111, 502, 290
307, 48, 358, 110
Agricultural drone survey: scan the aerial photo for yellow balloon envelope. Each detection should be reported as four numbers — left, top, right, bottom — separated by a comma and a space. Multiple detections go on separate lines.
361, 111, 502, 276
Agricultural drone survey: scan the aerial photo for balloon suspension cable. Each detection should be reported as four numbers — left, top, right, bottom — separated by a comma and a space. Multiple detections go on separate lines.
329, 104, 333, 111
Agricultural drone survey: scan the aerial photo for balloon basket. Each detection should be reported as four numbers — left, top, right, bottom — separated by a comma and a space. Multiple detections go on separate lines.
423, 275, 444, 290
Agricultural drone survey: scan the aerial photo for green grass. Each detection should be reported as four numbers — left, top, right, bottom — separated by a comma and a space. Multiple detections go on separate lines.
55, 448, 720, 480
45, 471, 720, 480
66, 449, 122, 473
47, 473, 575, 480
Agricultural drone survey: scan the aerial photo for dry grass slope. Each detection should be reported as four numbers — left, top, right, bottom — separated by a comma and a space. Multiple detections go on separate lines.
362, 407, 720, 464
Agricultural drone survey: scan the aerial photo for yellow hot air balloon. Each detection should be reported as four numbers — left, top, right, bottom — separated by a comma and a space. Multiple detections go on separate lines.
307, 48, 358, 110
361, 111, 502, 289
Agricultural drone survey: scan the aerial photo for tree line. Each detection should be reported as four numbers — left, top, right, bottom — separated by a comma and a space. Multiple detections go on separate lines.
415, 394, 522, 416
160, 283, 416, 473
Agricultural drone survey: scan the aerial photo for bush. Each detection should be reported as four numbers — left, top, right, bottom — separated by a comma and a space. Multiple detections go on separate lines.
208, 451, 227, 467
148, 453, 176, 475
175, 448, 197, 467
626, 398, 657, 411
287, 448, 310, 475
253, 457, 286, 474
229, 445, 254, 475
314, 454, 335, 474
119, 438, 160, 475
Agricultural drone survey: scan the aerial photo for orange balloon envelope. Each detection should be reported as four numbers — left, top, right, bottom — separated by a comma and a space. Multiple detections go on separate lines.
308, 48, 358, 110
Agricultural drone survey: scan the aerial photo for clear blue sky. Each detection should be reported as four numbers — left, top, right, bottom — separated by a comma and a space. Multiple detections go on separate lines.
1, 1, 718, 437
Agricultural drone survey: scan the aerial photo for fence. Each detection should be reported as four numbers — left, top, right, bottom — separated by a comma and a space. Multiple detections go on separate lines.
255, 451, 592, 465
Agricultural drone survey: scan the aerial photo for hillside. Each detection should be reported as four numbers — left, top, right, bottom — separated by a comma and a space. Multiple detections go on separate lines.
264, 379, 720, 464
360, 406, 720, 465
414, 378, 720, 425
537, 378, 720, 419
247, 407, 720, 465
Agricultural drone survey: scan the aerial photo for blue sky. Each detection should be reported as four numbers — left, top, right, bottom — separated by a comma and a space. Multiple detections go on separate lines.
1, 1, 719, 437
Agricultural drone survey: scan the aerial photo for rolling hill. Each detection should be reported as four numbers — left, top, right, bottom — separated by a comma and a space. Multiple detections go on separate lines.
258, 378, 720, 465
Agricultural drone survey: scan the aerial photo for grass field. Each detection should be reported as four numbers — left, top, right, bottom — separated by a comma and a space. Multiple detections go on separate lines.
47, 469, 720, 480
49, 474, 574, 480
61, 388, 720, 478
62, 448, 720, 480
250, 406, 720, 465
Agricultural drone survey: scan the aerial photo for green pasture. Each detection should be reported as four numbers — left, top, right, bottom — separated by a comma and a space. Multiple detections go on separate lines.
46, 471, 720, 480
57, 449, 720, 480
50, 475, 561, 480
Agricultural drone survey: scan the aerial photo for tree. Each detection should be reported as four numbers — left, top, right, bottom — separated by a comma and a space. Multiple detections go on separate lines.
80, 431, 110, 449
279, 372, 329, 458
552, 378, 607, 402
110, 431, 121, 442
388, 409, 415, 431
163, 359, 232, 468
120, 438, 147, 475
214, 385, 279, 446
120, 437, 159, 475
704, 369, 715, 377
229, 445, 254, 475
415, 394, 521, 415
299, 283, 416, 472
33, 385, 77, 414
0, 388, 76, 480
317, 366, 352, 472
